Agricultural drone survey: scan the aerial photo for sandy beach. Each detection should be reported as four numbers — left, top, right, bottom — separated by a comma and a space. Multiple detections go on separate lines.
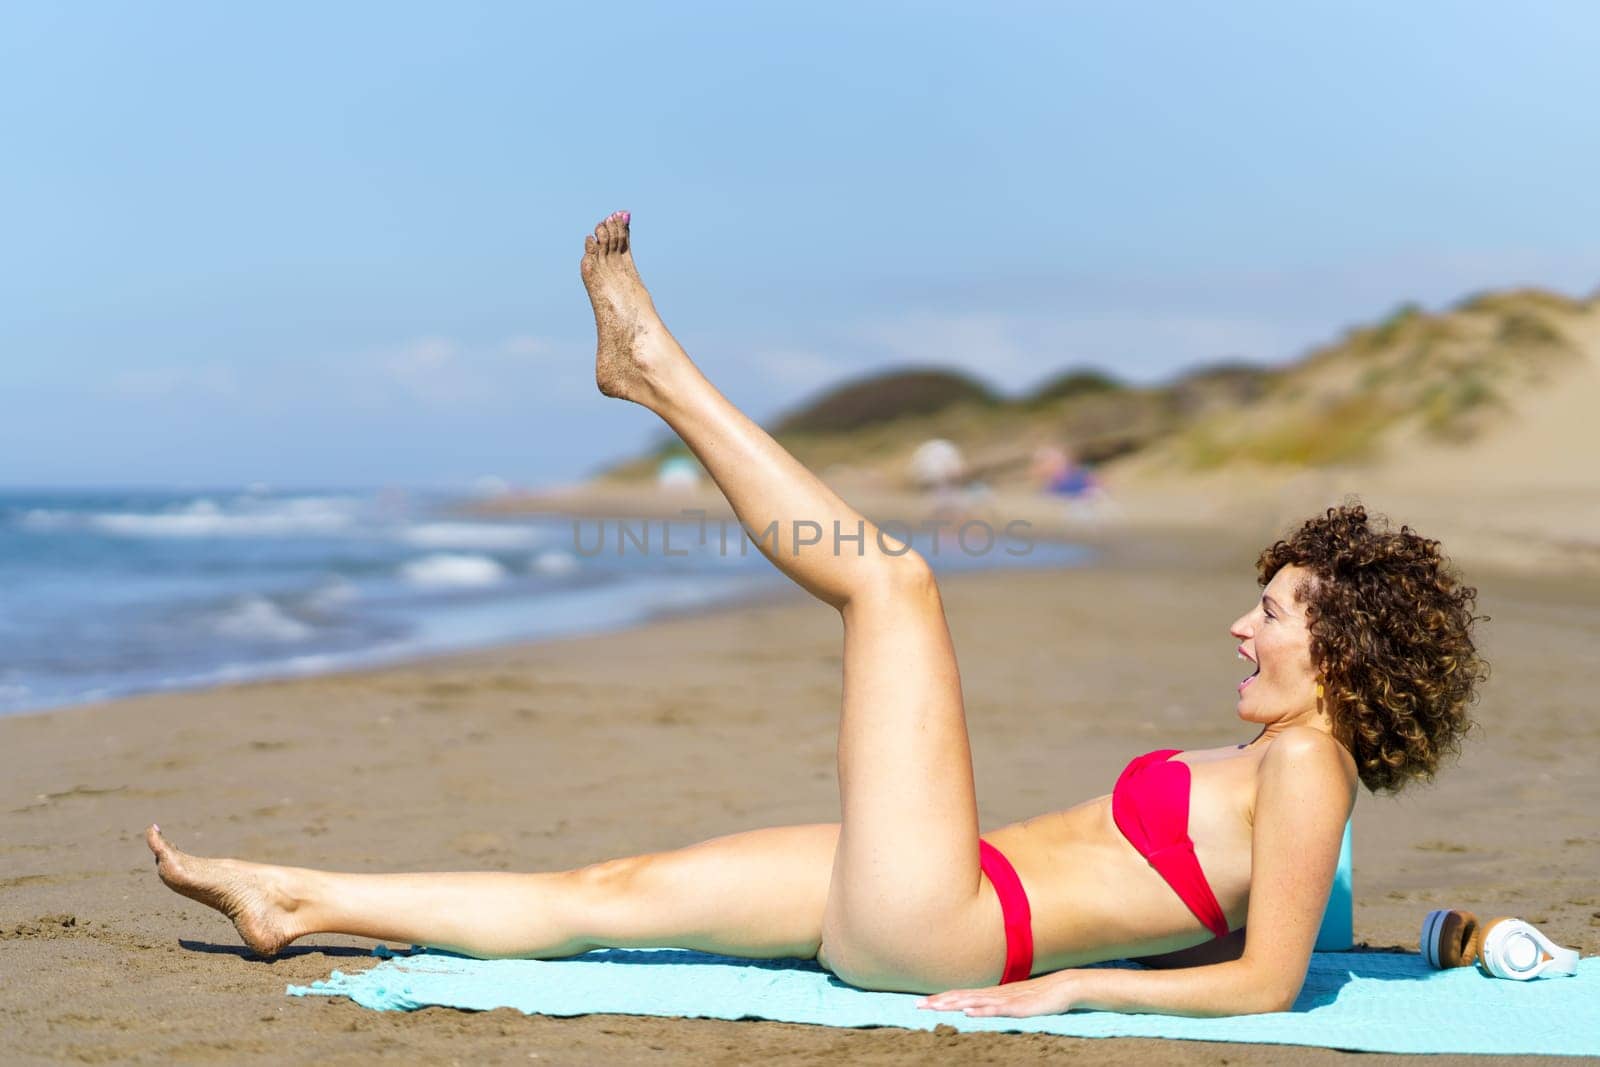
10, 3, 1600, 1062
3, 522, 1597, 1065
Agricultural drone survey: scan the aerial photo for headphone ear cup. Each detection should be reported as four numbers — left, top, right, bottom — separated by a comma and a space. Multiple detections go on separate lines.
1422, 909, 1479, 968
1474, 917, 1512, 976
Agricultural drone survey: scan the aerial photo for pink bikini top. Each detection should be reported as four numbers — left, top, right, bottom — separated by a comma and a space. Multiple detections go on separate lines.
1111, 749, 1231, 940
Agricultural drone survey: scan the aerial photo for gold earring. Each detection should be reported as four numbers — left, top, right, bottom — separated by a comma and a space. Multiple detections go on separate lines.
1316, 683, 1325, 699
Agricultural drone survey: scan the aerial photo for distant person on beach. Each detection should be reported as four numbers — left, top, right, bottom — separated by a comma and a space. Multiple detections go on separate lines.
147, 213, 1488, 1018
1031, 443, 1112, 520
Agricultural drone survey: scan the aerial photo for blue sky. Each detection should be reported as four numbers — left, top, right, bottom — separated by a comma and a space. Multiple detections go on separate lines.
3, 1, 1597, 489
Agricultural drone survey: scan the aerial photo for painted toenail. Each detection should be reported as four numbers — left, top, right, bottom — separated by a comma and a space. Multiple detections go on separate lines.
622, 212, 630, 224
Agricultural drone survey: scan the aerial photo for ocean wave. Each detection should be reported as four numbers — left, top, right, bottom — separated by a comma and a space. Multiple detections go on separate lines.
90, 497, 358, 539
399, 553, 508, 588
399, 522, 544, 549
16, 508, 78, 531
160, 650, 345, 690
529, 549, 580, 576
210, 596, 317, 643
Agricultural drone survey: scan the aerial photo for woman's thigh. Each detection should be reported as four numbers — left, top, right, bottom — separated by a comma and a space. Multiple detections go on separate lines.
584, 822, 840, 959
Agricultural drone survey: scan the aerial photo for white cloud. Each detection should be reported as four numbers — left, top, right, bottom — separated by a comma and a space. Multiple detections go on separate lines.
498, 335, 545, 357
756, 349, 855, 391
381, 336, 476, 403
357, 334, 580, 408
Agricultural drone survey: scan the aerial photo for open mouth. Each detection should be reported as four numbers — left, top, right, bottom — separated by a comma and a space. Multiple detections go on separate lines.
1237, 652, 1260, 693
1238, 669, 1258, 693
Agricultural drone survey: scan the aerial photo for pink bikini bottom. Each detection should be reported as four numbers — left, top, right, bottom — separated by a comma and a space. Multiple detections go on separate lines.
978, 839, 1034, 984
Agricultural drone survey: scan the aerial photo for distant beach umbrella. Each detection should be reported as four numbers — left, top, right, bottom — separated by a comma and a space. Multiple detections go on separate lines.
908, 439, 965, 488
657, 456, 703, 491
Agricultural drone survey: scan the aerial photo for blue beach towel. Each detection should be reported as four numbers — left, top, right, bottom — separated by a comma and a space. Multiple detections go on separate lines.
289, 946, 1600, 1056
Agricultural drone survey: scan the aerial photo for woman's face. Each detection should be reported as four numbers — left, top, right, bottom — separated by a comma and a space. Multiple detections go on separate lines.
1229, 564, 1320, 726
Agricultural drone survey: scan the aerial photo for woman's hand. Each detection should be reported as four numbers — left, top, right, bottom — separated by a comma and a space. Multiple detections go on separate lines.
916, 971, 1080, 1018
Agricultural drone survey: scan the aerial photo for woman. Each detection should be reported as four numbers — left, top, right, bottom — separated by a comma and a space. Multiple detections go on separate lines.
147, 213, 1488, 1018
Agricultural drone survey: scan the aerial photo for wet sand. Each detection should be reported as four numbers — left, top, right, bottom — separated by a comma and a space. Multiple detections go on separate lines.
2, 526, 1596, 1065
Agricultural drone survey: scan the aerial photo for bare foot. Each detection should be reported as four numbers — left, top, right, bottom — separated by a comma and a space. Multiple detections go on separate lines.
145, 824, 299, 958
580, 211, 681, 402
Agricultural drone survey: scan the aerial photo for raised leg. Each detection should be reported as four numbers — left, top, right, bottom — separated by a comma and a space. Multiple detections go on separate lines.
146, 823, 837, 959
584, 211, 915, 608
583, 213, 996, 989
146, 216, 998, 991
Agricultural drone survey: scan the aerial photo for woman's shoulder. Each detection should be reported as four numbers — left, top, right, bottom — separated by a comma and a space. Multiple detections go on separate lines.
1257, 727, 1358, 798
1266, 725, 1342, 757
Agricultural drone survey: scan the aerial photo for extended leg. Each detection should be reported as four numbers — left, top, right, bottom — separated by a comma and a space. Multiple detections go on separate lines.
583, 214, 996, 990
146, 823, 836, 959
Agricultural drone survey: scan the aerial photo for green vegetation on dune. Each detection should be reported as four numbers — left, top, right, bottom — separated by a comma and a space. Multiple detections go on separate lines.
1350, 302, 1423, 354
1456, 288, 1585, 317
772, 368, 1000, 435
1495, 310, 1566, 349
595, 287, 1593, 487
1023, 367, 1126, 407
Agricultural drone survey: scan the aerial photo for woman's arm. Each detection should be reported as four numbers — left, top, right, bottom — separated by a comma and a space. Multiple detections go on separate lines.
1132, 926, 1246, 969
917, 955, 1291, 1018
920, 728, 1356, 1018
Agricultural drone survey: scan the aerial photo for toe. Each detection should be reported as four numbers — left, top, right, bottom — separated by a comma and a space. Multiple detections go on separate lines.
594, 220, 610, 253
581, 234, 598, 277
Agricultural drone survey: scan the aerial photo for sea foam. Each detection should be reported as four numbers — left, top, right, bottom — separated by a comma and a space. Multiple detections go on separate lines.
211, 596, 316, 643
400, 522, 544, 549
399, 553, 508, 588
91, 497, 356, 539
530, 549, 580, 576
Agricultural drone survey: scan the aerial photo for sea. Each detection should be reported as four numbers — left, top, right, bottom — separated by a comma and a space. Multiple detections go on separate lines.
0, 488, 1090, 716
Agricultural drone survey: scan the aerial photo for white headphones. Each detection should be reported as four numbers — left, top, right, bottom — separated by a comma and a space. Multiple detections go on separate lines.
1421, 908, 1580, 981
1478, 918, 1580, 980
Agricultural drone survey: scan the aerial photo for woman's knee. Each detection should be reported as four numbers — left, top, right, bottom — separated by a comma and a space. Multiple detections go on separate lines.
566, 854, 655, 928
847, 548, 939, 611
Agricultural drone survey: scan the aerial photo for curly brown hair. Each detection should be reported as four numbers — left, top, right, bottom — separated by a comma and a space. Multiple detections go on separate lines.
1256, 502, 1489, 793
